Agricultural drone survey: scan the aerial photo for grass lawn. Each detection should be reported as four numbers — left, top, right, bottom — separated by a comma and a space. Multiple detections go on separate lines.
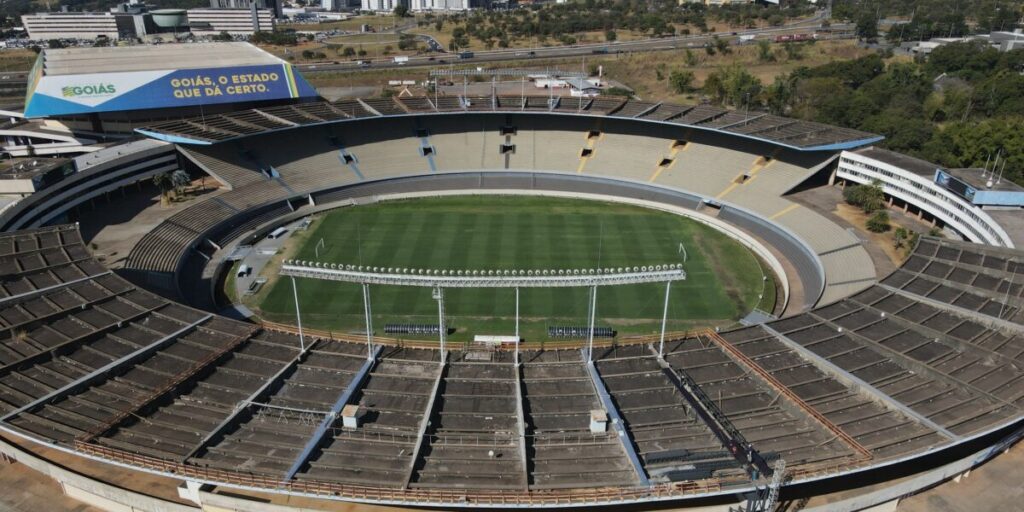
249, 196, 774, 341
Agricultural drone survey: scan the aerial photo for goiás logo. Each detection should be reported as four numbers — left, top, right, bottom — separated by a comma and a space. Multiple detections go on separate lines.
61, 83, 117, 98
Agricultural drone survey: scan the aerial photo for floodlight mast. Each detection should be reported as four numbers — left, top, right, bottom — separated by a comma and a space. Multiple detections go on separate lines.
290, 276, 305, 351
586, 285, 597, 363
362, 283, 373, 360
659, 281, 672, 357
433, 286, 446, 360
514, 287, 520, 339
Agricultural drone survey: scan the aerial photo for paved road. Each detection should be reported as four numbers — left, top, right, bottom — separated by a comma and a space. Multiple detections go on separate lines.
0, 13, 845, 86
233, 217, 311, 300
297, 12, 851, 74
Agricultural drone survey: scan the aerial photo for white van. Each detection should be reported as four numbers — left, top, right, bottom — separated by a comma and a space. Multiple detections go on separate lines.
268, 227, 287, 239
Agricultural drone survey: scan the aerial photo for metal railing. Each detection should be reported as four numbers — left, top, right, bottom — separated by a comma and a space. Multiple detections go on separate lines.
73, 440, 730, 506
701, 330, 873, 460
77, 327, 257, 443
258, 318, 702, 351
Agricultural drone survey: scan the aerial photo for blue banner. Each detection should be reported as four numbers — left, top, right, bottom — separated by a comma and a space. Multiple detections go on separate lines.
25, 63, 318, 118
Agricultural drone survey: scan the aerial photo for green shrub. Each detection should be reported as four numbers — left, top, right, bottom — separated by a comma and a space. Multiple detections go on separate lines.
843, 182, 886, 213
866, 210, 891, 233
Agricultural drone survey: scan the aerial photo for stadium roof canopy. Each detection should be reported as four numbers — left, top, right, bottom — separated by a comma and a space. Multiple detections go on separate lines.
136, 96, 884, 151
38, 43, 281, 76
24, 42, 317, 118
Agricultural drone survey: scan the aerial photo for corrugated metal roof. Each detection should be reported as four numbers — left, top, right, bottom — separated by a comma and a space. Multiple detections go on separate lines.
41, 42, 283, 76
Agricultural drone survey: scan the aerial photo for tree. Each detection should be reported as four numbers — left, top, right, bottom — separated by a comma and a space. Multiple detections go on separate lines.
919, 117, 1024, 187
855, 13, 878, 42
763, 75, 795, 115
757, 40, 774, 63
342, 47, 356, 57
861, 111, 934, 155
605, 29, 617, 42
170, 170, 191, 197
398, 34, 418, 50
782, 42, 803, 61
703, 66, 762, 107
669, 70, 695, 94
393, 4, 409, 17
866, 210, 891, 233
925, 41, 1000, 81
152, 172, 172, 203
843, 182, 886, 213
684, 48, 698, 66
713, 35, 731, 55
893, 227, 909, 249
251, 31, 297, 46
604, 86, 634, 97
47, 39, 65, 49
213, 31, 233, 42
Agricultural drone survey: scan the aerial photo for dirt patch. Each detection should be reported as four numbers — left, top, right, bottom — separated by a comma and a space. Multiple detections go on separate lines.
833, 202, 932, 266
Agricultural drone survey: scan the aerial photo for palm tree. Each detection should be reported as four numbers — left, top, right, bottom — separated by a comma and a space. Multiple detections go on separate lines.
170, 170, 191, 197
152, 172, 171, 204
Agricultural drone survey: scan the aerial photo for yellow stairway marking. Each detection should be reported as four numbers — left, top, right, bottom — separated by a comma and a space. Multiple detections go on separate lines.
576, 124, 604, 174
770, 203, 801, 220
717, 149, 780, 199
649, 136, 690, 182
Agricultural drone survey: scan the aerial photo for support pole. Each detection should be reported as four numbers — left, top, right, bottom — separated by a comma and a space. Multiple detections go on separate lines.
659, 281, 671, 357
362, 282, 373, 361
434, 286, 446, 359
514, 287, 520, 339
515, 287, 520, 367
291, 276, 305, 351
587, 285, 597, 362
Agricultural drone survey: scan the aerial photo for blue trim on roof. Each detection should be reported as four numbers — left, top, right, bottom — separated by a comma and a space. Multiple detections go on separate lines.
135, 129, 214, 146
798, 135, 886, 151
136, 110, 884, 152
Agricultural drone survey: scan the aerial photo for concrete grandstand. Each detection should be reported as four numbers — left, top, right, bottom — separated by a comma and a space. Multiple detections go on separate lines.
0, 97, 1022, 512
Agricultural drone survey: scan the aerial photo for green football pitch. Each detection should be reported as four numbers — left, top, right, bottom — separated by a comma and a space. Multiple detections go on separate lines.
248, 196, 775, 341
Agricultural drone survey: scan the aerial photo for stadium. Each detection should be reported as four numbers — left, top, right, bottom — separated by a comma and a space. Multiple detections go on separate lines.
2, 45, 1024, 512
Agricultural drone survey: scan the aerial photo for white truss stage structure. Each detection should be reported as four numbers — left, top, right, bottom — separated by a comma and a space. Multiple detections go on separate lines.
280, 261, 686, 288
279, 261, 687, 361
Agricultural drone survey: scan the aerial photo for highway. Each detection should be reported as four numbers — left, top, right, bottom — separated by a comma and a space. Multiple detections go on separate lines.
294, 11, 850, 74
0, 11, 847, 85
